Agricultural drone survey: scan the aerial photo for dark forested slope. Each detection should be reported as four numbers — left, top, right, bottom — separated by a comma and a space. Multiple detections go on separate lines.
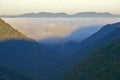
61, 34, 120, 80
70, 22, 120, 64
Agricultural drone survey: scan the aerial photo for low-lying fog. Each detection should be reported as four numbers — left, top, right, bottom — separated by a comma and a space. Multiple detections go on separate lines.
3, 18, 120, 44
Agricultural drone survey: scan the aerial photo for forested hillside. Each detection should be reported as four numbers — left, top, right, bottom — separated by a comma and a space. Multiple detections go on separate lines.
61, 37, 120, 80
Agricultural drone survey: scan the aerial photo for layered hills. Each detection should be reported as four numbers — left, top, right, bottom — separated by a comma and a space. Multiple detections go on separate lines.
57, 22, 120, 80
69, 22, 120, 65
0, 18, 120, 80
1, 12, 120, 18
3, 18, 120, 55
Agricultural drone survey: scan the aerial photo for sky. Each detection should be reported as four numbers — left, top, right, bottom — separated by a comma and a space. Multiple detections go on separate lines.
0, 0, 119, 15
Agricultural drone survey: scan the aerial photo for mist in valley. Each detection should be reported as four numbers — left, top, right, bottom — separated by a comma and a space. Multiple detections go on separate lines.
3, 17, 120, 44
3, 17, 120, 55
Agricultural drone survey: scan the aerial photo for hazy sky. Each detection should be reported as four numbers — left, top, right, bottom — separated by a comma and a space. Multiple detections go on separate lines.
0, 0, 119, 15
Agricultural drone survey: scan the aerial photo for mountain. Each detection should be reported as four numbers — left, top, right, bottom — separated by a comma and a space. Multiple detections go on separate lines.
1, 12, 120, 18
1, 18, 120, 80
18, 12, 69, 18
0, 18, 65, 80
0, 64, 32, 80
0, 19, 29, 41
40, 26, 101, 55
70, 22, 120, 65
54, 22, 120, 79
0, 39, 63, 80
72, 12, 120, 17
61, 36, 120, 80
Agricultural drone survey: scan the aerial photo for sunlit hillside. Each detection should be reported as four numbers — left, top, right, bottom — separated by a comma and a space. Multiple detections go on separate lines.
0, 19, 29, 41
3, 18, 120, 43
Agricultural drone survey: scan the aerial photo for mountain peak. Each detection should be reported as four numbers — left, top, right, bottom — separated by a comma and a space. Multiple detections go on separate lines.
0, 18, 29, 41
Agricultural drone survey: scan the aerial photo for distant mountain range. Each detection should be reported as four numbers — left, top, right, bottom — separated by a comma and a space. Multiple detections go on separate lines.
1, 12, 120, 18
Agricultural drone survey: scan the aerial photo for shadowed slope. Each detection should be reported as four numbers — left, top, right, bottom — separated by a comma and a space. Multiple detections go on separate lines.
0, 39, 63, 80
55, 22, 120, 79
61, 37, 120, 80
0, 18, 64, 80
70, 22, 120, 64
0, 64, 32, 80
1, 12, 120, 18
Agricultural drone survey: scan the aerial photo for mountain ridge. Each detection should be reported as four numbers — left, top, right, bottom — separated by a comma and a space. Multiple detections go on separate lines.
57, 22, 120, 79
61, 34, 120, 80
1, 12, 120, 18
70, 22, 120, 64
0, 18, 31, 41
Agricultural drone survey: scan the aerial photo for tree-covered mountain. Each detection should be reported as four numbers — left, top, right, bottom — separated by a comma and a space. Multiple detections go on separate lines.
61, 36, 120, 80
69, 22, 120, 65
56, 22, 120, 80
0, 64, 33, 80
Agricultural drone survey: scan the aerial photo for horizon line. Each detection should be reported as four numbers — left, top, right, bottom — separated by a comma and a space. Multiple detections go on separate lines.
0, 11, 120, 16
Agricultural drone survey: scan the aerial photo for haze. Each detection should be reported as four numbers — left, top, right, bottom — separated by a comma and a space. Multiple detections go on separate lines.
0, 0, 120, 15
3, 18, 120, 43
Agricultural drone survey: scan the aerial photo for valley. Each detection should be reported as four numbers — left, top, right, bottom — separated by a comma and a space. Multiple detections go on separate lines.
1, 0, 120, 80
0, 17, 120, 80
3, 18, 120, 43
